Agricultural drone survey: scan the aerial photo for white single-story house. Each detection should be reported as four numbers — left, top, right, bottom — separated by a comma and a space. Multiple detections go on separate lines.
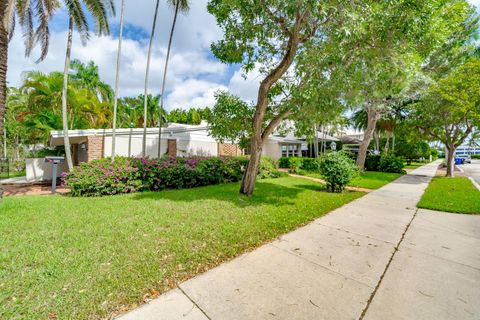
48, 122, 309, 165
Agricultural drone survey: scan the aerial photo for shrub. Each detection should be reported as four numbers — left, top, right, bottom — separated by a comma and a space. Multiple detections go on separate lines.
27, 146, 65, 158
64, 156, 282, 197
365, 155, 381, 171
471, 154, 480, 159
378, 155, 405, 173
301, 158, 321, 172
278, 157, 302, 172
318, 152, 358, 193
278, 157, 321, 173
258, 157, 283, 179
63, 157, 142, 197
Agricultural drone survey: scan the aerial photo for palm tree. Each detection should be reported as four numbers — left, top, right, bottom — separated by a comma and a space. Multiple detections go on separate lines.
0, 0, 59, 161
60, 0, 115, 170
157, 0, 190, 158
70, 59, 113, 101
142, 0, 161, 157
111, 0, 125, 162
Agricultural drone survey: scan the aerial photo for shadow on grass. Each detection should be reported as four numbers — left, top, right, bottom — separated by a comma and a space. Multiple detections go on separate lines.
131, 179, 319, 208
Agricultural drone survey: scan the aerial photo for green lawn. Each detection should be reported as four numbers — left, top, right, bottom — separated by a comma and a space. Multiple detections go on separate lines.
349, 171, 403, 189
404, 162, 427, 170
0, 170, 25, 180
417, 177, 480, 214
0, 177, 364, 319
299, 170, 403, 190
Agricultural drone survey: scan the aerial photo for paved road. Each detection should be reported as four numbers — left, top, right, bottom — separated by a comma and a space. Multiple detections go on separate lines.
460, 159, 480, 185
117, 160, 480, 320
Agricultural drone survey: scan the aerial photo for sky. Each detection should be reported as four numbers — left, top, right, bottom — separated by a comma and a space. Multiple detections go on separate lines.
6, 0, 480, 112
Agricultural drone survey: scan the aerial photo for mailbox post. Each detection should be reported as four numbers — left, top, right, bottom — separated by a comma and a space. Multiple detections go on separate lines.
45, 156, 65, 194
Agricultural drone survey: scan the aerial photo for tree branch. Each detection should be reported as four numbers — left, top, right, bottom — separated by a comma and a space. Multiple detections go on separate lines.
261, 109, 292, 141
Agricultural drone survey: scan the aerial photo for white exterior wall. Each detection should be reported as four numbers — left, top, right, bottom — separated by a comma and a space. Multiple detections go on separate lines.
26, 158, 68, 182
262, 140, 282, 160
177, 140, 218, 157
103, 131, 218, 158
103, 134, 168, 158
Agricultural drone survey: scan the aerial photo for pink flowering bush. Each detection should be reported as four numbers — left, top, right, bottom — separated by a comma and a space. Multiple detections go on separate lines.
63, 156, 281, 197
62, 157, 141, 197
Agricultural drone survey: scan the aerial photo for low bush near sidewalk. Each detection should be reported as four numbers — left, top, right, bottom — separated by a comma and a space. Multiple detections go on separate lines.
318, 152, 358, 192
63, 156, 281, 196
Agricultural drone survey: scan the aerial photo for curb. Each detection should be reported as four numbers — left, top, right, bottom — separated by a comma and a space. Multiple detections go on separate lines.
468, 177, 480, 191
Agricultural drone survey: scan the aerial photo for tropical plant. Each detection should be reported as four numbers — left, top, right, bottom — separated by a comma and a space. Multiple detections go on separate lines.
0, 0, 59, 161
157, 0, 190, 157
20, 70, 111, 143
70, 59, 113, 102
142, 0, 161, 157
60, 0, 115, 170
111, 0, 126, 162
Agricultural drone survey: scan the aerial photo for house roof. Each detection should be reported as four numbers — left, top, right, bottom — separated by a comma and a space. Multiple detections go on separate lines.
337, 135, 362, 145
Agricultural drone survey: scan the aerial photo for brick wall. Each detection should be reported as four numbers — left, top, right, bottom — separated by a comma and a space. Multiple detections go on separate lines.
167, 139, 177, 158
87, 136, 104, 162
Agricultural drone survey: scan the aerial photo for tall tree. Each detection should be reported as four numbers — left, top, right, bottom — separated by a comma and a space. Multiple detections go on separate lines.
61, 0, 115, 170
347, 1, 479, 169
70, 59, 113, 101
157, 0, 190, 158
413, 58, 480, 177
208, 1, 335, 196
0, 0, 59, 159
142, 0, 161, 157
111, 0, 125, 162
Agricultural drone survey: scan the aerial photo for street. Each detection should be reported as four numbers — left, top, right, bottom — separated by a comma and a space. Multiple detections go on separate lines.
460, 159, 480, 185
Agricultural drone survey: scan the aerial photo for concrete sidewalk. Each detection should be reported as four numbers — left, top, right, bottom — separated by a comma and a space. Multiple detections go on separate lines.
117, 160, 480, 320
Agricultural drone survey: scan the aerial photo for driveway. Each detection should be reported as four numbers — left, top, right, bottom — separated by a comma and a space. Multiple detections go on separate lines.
460, 159, 480, 185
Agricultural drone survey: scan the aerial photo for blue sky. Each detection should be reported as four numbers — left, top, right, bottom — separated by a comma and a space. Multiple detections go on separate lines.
7, 0, 480, 111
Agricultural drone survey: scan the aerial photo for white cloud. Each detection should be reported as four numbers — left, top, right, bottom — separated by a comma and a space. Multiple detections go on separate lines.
7, 30, 227, 109
165, 78, 227, 108
6, 0, 230, 111
227, 67, 262, 103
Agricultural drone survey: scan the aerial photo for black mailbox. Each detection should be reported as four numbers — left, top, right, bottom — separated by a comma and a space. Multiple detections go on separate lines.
45, 156, 65, 193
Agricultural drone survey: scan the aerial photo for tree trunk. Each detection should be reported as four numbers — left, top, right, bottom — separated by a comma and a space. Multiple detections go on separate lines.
240, 133, 263, 196
158, 1, 180, 158
62, 18, 74, 170
142, 0, 161, 157
373, 131, 379, 153
239, 15, 301, 196
445, 144, 455, 177
391, 132, 395, 154
384, 132, 390, 154
0, 0, 8, 161
111, 0, 125, 163
356, 105, 380, 169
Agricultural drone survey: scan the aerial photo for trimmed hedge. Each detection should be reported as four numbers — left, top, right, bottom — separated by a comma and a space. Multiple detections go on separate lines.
364, 154, 405, 173
471, 154, 480, 159
365, 155, 381, 171
279, 157, 321, 173
378, 155, 405, 173
63, 156, 282, 197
